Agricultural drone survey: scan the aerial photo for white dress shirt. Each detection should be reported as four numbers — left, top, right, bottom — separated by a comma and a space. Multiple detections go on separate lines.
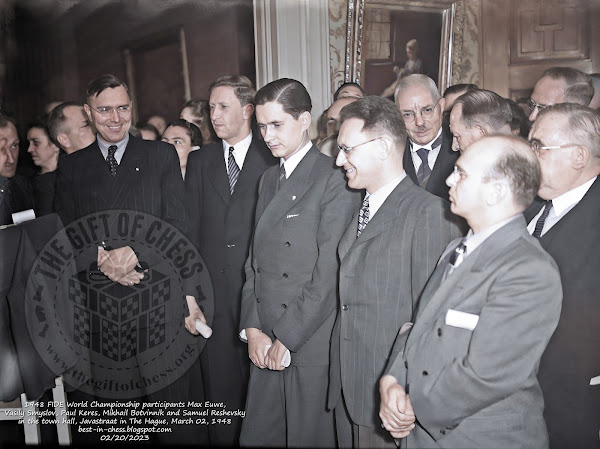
409, 127, 443, 173
98, 134, 129, 164
280, 141, 313, 177
223, 132, 253, 173
365, 172, 407, 219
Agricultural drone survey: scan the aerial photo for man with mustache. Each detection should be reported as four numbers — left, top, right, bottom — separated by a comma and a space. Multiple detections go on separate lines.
395, 75, 458, 201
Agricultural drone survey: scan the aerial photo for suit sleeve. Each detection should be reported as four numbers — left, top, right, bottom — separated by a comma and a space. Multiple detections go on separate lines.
54, 156, 75, 227
160, 142, 187, 234
411, 246, 562, 439
239, 172, 268, 334
184, 151, 202, 251
272, 170, 360, 352
32, 171, 57, 217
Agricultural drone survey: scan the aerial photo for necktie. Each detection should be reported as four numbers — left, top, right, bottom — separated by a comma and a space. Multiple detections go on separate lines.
533, 200, 553, 238
278, 163, 287, 190
443, 238, 467, 280
107, 145, 118, 176
357, 196, 370, 237
416, 148, 431, 187
228, 147, 240, 194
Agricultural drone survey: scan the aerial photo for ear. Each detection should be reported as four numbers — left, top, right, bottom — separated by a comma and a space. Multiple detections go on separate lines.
438, 97, 446, 113
83, 104, 93, 122
475, 125, 486, 138
299, 111, 312, 133
485, 179, 509, 207
242, 103, 254, 121
378, 135, 394, 160
571, 145, 590, 170
56, 133, 70, 150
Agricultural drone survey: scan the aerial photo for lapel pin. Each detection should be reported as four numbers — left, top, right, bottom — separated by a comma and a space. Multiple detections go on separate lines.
135, 167, 140, 171
292, 195, 296, 200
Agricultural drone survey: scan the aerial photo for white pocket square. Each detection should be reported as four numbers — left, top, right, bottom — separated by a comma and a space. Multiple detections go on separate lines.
445, 309, 479, 331
286, 214, 300, 219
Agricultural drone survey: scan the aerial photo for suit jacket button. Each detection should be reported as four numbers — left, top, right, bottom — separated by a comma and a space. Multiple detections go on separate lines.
404, 360, 408, 369
282, 273, 288, 278
256, 298, 260, 303
422, 370, 428, 376
440, 429, 446, 435
342, 305, 348, 311
220, 268, 226, 273
437, 328, 442, 337
285, 242, 291, 247
281, 304, 287, 308
256, 268, 261, 273
227, 244, 235, 248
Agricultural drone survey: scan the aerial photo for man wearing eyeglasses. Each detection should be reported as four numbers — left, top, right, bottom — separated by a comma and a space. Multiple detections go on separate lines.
379, 135, 562, 448
329, 96, 462, 448
394, 74, 458, 202
527, 67, 594, 122
525, 103, 600, 449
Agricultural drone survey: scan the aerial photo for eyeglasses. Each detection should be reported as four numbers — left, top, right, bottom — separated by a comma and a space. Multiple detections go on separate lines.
88, 104, 132, 118
530, 140, 577, 152
400, 101, 438, 123
337, 137, 381, 154
527, 98, 548, 113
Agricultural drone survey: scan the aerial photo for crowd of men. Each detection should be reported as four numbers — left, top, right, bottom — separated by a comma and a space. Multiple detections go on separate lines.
0, 66, 598, 449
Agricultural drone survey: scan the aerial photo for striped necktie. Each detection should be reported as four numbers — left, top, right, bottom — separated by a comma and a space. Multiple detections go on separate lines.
228, 146, 240, 194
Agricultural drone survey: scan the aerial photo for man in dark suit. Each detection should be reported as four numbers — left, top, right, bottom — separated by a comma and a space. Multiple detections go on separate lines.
54, 74, 207, 445
184, 74, 277, 446
395, 75, 458, 201
526, 103, 600, 449
239, 78, 359, 447
329, 96, 462, 448
380, 135, 562, 448
0, 114, 34, 226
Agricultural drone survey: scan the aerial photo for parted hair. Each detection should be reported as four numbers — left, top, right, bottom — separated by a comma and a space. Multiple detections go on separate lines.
482, 135, 541, 209
163, 119, 203, 147
209, 75, 256, 107
542, 67, 594, 106
0, 113, 17, 130
339, 96, 407, 149
536, 103, 600, 160
333, 82, 364, 101
86, 74, 130, 101
454, 89, 512, 133
443, 83, 478, 98
255, 78, 312, 119
395, 74, 440, 104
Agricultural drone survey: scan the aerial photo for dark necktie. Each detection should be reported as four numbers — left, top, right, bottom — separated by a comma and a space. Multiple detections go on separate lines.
357, 196, 370, 237
228, 147, 240, 194
107, 145, 118, 176
416, 148, 431, 187
278, 163, 286, 190
533, 200, 553, 238
443, 238, 467, 280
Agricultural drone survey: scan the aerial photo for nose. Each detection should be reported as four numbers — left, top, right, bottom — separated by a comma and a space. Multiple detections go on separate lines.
210, 107, 219, 121
263, 125, 275, 142
445, 173, 456, 188
415, 112, 425, 127
109, 108, 120, 121
27, 143, 34, 154
5, 147, 16, 163
335, 149, 346, 167
451, 136, 459, 152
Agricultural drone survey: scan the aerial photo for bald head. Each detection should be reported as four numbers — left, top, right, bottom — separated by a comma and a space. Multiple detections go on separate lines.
326, 97, 357, 136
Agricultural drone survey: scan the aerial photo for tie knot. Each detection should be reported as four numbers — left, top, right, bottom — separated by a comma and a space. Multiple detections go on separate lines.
361, 196, 369, 210
229, 146, 235, 155
108, 145, 117, 156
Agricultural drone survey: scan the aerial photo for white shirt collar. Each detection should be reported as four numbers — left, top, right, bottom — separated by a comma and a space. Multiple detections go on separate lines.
551, 176, 596, 216
365, 172, 407, 219
281, 141, 313, 178
410, 127, 443, 153
98, 133, 129, 164
463, 214, 521, 256
223, 132, 253, 171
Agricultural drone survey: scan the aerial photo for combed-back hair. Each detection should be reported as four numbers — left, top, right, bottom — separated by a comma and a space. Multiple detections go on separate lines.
443, 83, 478, 98
255, 78, 312, 119
395, 74, 440, 103
47, 101, 84, 147
86, 74, 130, 101
163, 119, 203, 147
333, 82, 364, 101
209, 75, 256, 107
454, 89, 512, 133
542, 67, 594, 106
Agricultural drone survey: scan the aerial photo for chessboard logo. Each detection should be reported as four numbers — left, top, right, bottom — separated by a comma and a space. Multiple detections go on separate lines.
25, 210, 214, 399
68, 269, 170, 362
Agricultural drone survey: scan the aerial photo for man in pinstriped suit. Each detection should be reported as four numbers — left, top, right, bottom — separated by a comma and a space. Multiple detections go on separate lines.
328, 96, 463, 448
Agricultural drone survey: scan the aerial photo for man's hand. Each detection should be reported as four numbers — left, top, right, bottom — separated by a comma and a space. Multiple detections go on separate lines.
98, 246, 138, 282
265, 339, 288, 371
184, 295, 207, 335
246, 328, 272, 369
379, 374, 416, 439
116, 270, 144, 286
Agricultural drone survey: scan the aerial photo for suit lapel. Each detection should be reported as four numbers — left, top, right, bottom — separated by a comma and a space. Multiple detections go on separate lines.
206, 144, 231, 206
427, 129, 456, 193
230, 136, 264, 202
403, 140, 418, 185
253, 147, 320, 245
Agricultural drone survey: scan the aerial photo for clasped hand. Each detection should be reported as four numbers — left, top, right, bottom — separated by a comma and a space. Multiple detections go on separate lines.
97, 246, 144, 286
379, 374, 416, 438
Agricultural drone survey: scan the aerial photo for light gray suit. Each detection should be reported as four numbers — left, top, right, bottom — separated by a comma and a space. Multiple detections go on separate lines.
328, 177, 463, 447
240, 146, 359, 447
386, 216, 562, 449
